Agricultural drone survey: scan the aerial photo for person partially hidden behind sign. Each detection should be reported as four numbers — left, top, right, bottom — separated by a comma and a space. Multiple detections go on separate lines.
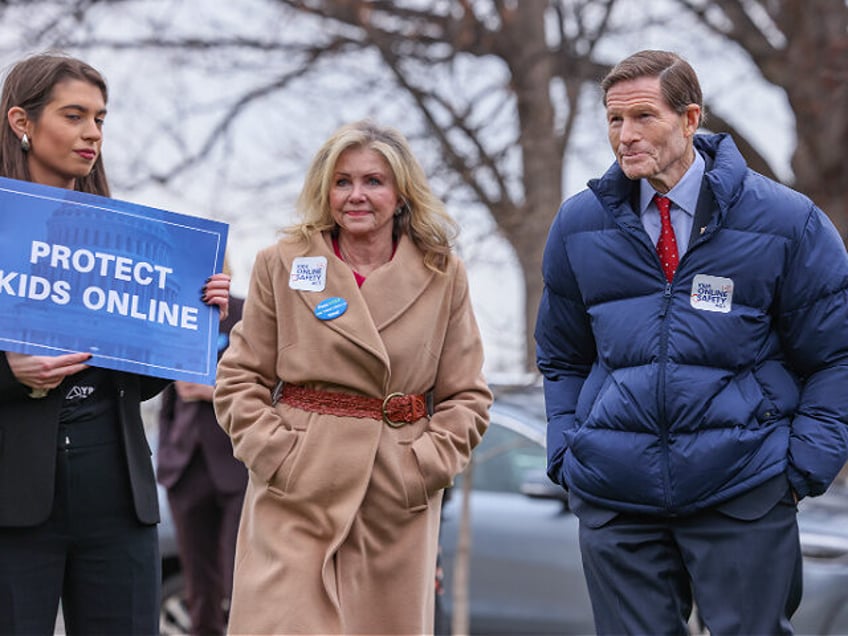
0, 53, 231, 634
213, 119, 492, 634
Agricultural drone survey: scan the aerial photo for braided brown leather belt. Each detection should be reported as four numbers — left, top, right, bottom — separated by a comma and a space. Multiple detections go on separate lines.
278, 383, 428, 428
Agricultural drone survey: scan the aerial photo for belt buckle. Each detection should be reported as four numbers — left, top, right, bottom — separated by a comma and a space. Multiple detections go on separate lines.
382, 392, 407, 428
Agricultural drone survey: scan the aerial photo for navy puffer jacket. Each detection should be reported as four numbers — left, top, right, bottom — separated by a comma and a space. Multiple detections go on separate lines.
535, 133, 848, 516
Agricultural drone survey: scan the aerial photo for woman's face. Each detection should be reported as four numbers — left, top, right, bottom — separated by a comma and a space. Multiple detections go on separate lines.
25, 79, 106, 189
329, 146, 401, 243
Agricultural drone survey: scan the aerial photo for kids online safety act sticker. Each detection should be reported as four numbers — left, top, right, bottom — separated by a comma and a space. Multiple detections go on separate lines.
690, 274, 733, 313
290, 256, 327, 292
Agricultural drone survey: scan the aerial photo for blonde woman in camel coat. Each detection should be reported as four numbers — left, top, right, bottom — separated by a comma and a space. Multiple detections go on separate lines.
214, 120, 492, 635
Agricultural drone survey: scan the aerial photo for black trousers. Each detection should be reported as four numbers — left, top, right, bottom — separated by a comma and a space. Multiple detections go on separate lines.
0, 419, 159, 636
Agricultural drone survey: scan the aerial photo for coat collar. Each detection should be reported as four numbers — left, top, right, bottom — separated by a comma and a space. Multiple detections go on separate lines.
588, 133, 745, 235
277, 231, 436, 370
358, 233, 436, 330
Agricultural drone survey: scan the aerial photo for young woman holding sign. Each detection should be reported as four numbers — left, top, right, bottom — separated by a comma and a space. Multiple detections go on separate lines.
0, 53, 231, 634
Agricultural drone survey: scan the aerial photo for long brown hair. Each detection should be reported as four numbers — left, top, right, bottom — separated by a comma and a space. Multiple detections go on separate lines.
0, 52, 111, 195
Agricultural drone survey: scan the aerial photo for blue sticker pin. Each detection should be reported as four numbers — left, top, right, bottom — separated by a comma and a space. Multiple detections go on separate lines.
314, 296, 348, 321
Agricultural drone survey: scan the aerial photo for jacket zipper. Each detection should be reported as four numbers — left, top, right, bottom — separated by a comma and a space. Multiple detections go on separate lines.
657, 281, 675, 513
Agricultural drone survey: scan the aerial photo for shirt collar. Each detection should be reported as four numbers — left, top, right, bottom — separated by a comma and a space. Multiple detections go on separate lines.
639, 149, 706, 218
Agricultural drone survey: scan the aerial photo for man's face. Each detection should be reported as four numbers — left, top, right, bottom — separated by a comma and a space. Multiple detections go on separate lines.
605, 75, 700, 193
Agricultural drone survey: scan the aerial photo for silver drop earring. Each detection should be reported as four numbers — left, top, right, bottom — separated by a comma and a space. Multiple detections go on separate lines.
20, 133, 30, 152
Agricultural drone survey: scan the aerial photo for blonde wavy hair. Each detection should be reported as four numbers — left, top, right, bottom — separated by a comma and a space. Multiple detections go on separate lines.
287, 119, 458, 273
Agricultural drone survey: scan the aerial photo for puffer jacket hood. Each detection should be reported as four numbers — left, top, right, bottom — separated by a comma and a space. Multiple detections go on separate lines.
536, 133, 848, 516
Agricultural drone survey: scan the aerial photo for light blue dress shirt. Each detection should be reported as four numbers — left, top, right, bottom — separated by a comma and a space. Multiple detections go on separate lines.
639, 150, 705, 259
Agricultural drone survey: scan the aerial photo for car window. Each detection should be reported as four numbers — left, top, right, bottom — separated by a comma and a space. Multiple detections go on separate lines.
457, 422, 547, 494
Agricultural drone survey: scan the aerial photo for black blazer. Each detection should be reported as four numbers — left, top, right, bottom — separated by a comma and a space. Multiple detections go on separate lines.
0, 357, 168, 527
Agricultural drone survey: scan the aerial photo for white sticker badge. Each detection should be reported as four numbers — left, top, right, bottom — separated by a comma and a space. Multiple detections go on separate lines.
289, 256, 327, 292
690, 274, 733, 313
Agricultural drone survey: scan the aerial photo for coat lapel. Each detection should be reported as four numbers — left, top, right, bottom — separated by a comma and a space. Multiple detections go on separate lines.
275, 233, 385, 370
276, 233, 435, 371
359, 235, 435, 330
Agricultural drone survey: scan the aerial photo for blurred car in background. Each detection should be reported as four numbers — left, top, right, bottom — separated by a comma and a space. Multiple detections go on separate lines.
437, 385, 594, 635
794, 486, 848, 632
438, 384, 848, 635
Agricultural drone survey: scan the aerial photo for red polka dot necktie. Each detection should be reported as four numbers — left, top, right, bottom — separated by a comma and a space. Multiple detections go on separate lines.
654, 194, 678, 282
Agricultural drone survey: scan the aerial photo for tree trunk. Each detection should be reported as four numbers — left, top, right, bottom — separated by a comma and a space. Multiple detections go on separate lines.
495, 1, 565, 372
780, 0, 848, 238
451, 457, 474, 636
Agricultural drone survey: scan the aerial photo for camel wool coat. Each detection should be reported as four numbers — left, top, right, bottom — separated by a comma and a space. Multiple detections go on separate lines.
214, 231, 491, 635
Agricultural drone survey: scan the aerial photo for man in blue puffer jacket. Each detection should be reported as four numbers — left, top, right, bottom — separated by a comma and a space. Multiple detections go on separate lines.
535, 49, 848, 635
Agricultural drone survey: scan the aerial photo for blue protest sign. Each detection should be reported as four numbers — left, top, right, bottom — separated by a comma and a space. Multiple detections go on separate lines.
0, 176, 228, 384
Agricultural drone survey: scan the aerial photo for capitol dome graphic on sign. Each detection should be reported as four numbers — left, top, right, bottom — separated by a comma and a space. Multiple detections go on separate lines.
4, 199, 206, 376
